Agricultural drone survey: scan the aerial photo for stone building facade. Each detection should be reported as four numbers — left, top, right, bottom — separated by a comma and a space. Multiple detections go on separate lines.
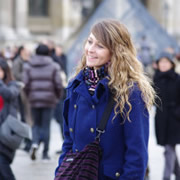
0, 0, 180, 46
144, 0, 180, 41
0, 0, 85, 45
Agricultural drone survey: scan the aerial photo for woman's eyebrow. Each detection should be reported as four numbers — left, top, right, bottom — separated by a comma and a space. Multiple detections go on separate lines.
88, 37, 102, 45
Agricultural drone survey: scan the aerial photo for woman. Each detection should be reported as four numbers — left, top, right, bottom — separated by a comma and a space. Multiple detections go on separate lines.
154, 52, 180, 180
0, 58, 20, 180
56, 19, 156, 179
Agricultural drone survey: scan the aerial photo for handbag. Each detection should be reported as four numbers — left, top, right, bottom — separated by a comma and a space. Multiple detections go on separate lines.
0, 114, 32, 150
55, 94, 114, 180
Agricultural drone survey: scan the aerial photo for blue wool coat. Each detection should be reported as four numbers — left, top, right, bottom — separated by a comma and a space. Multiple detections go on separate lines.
56, 71, 149, 180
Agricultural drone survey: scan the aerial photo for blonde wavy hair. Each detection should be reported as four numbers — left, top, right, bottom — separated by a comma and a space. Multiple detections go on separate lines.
75, 19, 156, 121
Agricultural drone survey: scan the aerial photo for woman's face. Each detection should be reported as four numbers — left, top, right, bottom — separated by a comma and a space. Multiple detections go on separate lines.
158, 57, 173, 72
0, 67, 4, 80
84, 33, 111, 69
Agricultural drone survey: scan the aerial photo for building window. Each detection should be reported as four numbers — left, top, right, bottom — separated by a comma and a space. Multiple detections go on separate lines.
29, 0, 49, 16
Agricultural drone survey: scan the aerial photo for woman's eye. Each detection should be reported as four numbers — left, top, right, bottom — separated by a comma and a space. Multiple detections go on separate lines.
87, 40, 92, 44
97, 44, 104, 48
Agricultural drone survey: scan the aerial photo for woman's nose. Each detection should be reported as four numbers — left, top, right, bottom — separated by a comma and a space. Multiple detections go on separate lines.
88, 44, 95, 52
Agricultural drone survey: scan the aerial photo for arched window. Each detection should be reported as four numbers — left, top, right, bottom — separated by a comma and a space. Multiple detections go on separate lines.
29, 0, 49, 16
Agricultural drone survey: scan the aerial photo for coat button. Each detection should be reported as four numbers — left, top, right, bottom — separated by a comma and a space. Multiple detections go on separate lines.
115, 172, 120, 177
90, 128, 94, 133
69, 128, 73, 132
92, 105, 95, 109
74, 104, 77, 109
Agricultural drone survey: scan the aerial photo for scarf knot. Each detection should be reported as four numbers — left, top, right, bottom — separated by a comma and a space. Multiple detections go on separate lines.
83, 64, 108, 95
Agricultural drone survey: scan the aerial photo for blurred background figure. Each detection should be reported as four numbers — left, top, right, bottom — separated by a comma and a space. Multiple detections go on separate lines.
54, 44, 68, 75
53, 44, 68, 154
175, 52, 180, 74
138, 35, 152, 69
12, 45, 32, 152
12, 46, 30, 122
153, 51, 180, 180
0, 51, 4, 59
43, 40, 68, 146
23, 44, 63, 160
4, 46, 13, 61
46, 40, 56, 57
0, 57, 21, 180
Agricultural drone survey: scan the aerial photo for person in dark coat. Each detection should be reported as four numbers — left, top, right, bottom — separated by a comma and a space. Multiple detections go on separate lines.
55, 19, 156, 180
23, 44, 63, 160
0, 58, 20, 180
154, 51, 180, 180
12, 45, 32, 152
52, 44, 68, 154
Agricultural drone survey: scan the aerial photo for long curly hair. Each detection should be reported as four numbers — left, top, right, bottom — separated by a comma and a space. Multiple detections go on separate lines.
75, 19, 156, 121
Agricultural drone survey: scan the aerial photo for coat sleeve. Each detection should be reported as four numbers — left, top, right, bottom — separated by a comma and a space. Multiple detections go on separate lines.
55, 97, 73, 175
0, 80, 20, 100
120, 88, 149, 180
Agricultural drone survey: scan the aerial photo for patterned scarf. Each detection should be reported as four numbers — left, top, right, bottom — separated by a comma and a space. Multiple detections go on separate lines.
83, 64, 108, 95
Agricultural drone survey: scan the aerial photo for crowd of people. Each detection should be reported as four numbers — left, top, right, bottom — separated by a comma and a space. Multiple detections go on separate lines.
0, 19, 180, 180
0, 40, 67, 179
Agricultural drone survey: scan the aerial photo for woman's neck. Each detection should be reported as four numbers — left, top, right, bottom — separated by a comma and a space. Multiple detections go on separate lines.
83, 64, 108, 95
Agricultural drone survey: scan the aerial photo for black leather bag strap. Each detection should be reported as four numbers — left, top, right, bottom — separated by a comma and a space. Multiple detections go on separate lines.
96, 94, 115, 140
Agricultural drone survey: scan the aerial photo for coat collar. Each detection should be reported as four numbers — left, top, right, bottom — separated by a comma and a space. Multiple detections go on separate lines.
66, 70, 84, 89
67, 70, 110, 104
155, 69, 177, 80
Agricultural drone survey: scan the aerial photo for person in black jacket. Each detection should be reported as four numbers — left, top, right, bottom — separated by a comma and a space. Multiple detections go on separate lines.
0, 58, 20, 180
154, 52, 180, 180
52, 44, 68, 154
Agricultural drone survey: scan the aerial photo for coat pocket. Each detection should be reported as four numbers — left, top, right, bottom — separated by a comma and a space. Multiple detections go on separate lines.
103, 164, 122, 179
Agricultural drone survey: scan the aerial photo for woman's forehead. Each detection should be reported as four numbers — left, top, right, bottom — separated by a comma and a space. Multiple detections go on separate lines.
88, 33, 96, 40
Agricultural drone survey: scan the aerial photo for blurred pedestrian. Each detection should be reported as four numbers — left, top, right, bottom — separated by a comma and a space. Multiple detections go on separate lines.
12, 45, 32, 152
4, 46, 12, 60
138, 35, 152, 72
44, 41, 67, 144
0, 50, 4, 58
23, 44, 63, 160
52, 44, 68, 153
175, 52, 180, 74
55, 19, 156, 179
154, 51, 180, 180
54, 44, 68, 75
12, 45, 30, 123
0, 57, 21, 180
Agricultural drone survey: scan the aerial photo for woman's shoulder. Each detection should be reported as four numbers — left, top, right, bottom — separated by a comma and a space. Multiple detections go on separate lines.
128, 83, 143, 101
129, 83, 141, 93
66, 71, 84, 89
